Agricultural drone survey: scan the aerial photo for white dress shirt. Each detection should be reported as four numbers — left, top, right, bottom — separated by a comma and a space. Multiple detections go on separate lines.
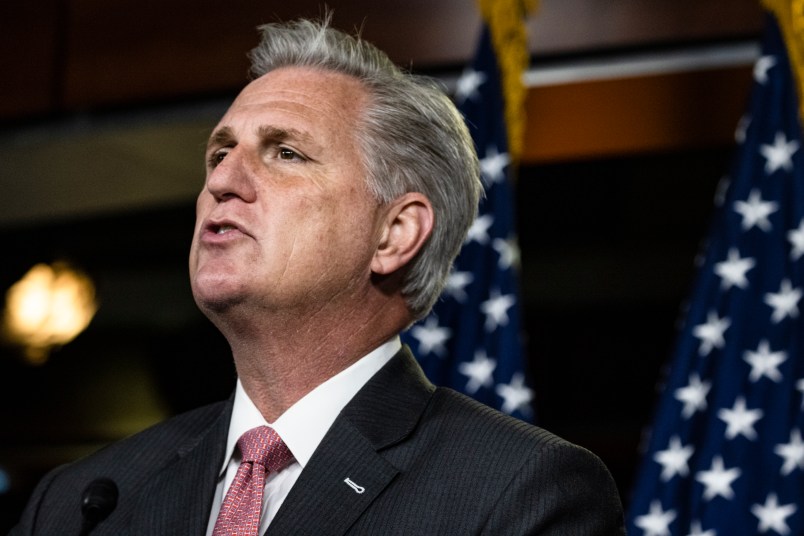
205, 337, 401, 536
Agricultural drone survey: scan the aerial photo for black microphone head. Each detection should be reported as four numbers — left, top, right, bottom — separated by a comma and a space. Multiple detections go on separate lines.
81, 478, 118, 526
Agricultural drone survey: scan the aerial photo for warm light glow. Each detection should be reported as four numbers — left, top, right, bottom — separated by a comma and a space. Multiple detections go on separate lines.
3, 262, 98, 364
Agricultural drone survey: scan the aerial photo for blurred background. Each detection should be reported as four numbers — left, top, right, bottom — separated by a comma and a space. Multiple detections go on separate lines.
0, 0, 764, 530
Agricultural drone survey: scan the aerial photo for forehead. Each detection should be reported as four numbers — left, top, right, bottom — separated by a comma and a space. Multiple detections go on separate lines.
220, 66, 368, 132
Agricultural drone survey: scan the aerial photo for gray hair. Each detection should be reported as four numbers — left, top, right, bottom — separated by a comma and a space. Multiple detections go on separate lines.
249, 15, 482, 320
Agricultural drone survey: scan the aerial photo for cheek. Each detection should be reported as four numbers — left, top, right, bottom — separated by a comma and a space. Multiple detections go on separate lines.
195, 188, 214, 213
269, 185, 377, 262
315, 197, 361, 237
189, 193, 213, 261
193, 191, 210, 225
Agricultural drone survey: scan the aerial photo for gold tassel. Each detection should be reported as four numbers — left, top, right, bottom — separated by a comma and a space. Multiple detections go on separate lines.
477, 0, 539, 164
762, 0, 804, 124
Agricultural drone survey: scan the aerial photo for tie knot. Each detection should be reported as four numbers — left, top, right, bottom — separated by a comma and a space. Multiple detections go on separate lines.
237, 426, 294, 472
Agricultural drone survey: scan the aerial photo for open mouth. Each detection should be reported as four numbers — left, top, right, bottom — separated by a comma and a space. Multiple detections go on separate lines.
215, 224, 237, 235
205, 220, 243, 238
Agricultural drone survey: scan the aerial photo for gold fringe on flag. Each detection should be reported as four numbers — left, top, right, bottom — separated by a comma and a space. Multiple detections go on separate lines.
477, 0, 538, 163
762, 0, 804, 123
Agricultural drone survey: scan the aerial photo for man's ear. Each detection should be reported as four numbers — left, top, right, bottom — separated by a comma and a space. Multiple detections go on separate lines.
371, 192, 434, 275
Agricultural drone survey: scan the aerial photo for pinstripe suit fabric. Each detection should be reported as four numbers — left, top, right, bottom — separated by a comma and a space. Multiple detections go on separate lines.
12, 347, 625, 535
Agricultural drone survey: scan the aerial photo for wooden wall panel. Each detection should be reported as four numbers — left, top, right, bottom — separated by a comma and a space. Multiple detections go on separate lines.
60, 0, 478, 110
521, 65, 755, 163
1, 0, 763, 119
62, 0, 260, 108
0, 2, 60, 120
529, 0, 763, 55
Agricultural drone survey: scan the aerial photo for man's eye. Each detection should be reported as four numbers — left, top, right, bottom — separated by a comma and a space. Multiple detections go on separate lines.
208, 149, 229, 168
279, 148, 301, 160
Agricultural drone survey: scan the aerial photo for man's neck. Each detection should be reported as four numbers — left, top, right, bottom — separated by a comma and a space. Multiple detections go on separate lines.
214, 297, 410, 422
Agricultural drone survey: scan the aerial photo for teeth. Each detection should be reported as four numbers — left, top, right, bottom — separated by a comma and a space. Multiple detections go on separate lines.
217, 225, 236, 234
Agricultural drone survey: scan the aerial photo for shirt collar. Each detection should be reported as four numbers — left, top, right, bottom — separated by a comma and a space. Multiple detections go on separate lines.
219, 337, 401, 476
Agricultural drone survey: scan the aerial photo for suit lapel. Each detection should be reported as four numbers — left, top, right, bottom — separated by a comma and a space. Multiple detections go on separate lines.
268, 346, 434, 535
266, 418, 398, 535
129, 401, 232, 536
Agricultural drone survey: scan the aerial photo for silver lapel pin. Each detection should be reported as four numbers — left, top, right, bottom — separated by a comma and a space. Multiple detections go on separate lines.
344, 477, 366, 494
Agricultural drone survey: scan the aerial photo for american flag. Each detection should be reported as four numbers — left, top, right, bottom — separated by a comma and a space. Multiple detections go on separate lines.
627, 14, 804, 536
401, 24, 533, 421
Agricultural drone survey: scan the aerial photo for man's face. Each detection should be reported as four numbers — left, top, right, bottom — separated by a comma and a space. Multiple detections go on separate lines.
189, 67, 383, 317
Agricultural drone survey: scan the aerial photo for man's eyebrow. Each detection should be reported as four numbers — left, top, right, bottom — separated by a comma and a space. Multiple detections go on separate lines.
207, 126, 235, 151
207, 125, 316, 153
257, 125, 313, 145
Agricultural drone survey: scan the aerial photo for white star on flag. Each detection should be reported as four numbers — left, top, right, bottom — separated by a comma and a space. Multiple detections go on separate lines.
743, 339, 788, 382
734, 188, 779, 232
479, 145, 510, 185
714, 175, 732, 207
465, 214, 493, 245
788, 218, 804, 261
718, 396, 763, 441
714, 248, 756, 290
654, 436, 694, 481
444, 270, 474, 303
409, 317, 451, 357
496, 372, 533, 414
774, 429, 804, 475
764, 278, 802, 323
760, 131, 799, 175
458, 350, 497, 394
480, 290, 515, 331
751, 493, 797, 535
753, 55, 777, 84
634, 500, 676, 536
695, 456, 741, 501
735, 115, 751, 144
692, 311, 731, 356
787, 218, 804, 261
675, 373, 711, 419
492, 236, 520, 270
686, 521, 716, 536
454, 68, 487, 104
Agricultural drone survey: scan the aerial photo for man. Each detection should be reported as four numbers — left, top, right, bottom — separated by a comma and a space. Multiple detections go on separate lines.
13, 15, 625, 535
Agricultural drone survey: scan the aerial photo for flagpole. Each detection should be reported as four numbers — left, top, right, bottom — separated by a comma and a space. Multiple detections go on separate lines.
478, 0, 538, 163
762, 0, 804, 125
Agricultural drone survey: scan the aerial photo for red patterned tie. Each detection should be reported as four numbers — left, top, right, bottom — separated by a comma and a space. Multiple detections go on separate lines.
212, 426, 294, 536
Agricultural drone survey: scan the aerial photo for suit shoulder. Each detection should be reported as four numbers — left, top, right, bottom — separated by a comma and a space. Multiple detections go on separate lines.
12, 401, 231, 535
428, 387, 595, 458
17, 402, 231, 534
56, 400, 230, 483
380, 387, 624, 533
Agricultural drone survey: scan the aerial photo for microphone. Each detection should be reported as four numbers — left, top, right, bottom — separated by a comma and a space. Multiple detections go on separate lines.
79, 478, 118, 536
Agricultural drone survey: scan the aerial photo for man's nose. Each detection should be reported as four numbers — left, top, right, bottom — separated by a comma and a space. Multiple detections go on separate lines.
205, 148, 257, 203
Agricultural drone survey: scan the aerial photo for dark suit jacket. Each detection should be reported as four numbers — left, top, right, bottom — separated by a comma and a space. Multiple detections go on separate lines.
12, 346, 625, 535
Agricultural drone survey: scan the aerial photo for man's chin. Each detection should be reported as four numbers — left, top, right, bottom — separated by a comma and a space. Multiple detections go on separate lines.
191, 284, 244, 317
